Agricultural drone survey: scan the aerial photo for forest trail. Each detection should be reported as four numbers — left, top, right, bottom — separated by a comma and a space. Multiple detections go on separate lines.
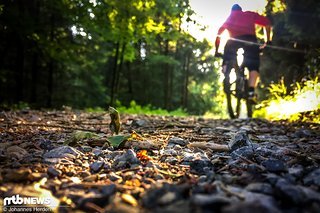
0, 110, 319, 212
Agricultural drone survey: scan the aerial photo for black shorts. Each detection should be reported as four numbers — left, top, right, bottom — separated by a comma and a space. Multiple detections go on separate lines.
223, 35, 260, 72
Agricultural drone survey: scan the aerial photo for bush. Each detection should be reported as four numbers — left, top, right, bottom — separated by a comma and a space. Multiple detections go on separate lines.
254, 77, 320, 123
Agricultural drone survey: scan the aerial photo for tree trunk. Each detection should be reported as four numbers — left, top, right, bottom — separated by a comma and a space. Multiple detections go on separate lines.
163, 39, 170, 109
31, 53, 39, 103
115, 42, 126, 97
125, 61, 133, 100
46, 13, 55, 108
14, 0, 26, 103
15, 38, 25, 103
182, 52, 190, 108
31, 0, 40, 104
110, 42, 120, 106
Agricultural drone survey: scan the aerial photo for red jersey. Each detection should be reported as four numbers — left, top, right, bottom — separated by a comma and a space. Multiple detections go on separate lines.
222, 10, 270, 38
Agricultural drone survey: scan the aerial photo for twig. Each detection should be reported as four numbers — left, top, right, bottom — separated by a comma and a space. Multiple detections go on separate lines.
188, 142, 229, 152
233, 153, 266, 171
115, 167, 141, 175
285, 149, 316, 163
216, 164, 230, 173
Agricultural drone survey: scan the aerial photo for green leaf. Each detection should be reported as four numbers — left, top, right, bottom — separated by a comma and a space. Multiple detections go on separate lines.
107, 135, 131, 148
64, 130, 100, 146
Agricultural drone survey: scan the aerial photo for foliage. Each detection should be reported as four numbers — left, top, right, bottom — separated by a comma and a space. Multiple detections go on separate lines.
116, 100, 188, 116
0, 0, 221, 115
261, 0, 320, 89
254, 77, 320, 123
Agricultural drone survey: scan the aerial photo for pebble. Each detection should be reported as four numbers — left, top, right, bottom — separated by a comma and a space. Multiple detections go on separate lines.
6, 145, 29, 160
245, 183, 274, 195
167, 137, 188, 147
47, 166, 62, 177
2, 111, 320, 213
275, 178, 306, 204
90, 161, 104, 173
43, 146, 83, 159
190, 159, 213, 175
303, 168, 320, 186
228, 131, 253, 152
191, 194, 232, 208
114, 149, 140, 168
262, 159, 287, 173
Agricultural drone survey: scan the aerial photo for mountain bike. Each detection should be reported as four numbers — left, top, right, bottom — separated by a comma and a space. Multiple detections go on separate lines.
216, 51, 253, 119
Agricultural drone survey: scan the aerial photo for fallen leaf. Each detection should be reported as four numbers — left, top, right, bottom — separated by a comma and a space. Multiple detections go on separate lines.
137, 150, 151, 161
121, 193, 138, 206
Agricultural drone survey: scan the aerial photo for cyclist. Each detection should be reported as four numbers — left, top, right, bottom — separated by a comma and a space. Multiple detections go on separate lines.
214, 4, 272, 104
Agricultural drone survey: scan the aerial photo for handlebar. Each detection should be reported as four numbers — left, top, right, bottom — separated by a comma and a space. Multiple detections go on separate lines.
215, 41, 271, 58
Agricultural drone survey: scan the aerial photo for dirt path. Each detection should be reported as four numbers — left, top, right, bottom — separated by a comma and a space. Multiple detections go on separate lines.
0, 110, 319, 212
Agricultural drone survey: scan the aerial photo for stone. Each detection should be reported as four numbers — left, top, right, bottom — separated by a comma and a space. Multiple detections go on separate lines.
101, 184, 117, 196
92, 148, 103, 157
231, 146, 255, 159
303, 168, 320, 187
78, 191, 111, 209
245, 183, 274, 195
39, 139, 54, 151
222, 194, 281, 213
90, 161, 104, 173
47, 167, 62, 177
167, 137, 188, 147
6, 145, 28, 160
294, 128, 314, 138
80, 145, 92, 152
164, 156, 178, 164
3, 169, 32, 182
298, 185, 320, 203
228, 131, 253, 152
191, 194, 231, 208
162, 149, 178, 156
275, 178, 306, 205
43, 146, 83, 159
133, 119, 147, 127
114, 149, 140, 168
262, 159, 287, 173
190, 159, 213, 175
157, 192, 177, 205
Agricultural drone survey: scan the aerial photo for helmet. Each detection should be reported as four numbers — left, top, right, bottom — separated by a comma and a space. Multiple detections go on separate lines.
232, 4, 242, 11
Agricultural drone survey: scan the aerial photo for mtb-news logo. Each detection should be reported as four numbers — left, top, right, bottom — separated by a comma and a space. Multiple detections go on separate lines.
2, 194, 53, 212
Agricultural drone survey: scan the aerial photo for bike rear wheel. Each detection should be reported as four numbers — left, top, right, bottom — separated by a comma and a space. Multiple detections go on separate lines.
224, 65, 252, 119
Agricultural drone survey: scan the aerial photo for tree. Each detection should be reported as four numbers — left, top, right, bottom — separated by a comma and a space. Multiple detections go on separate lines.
261, 0, 320, 92
0, 0, 222, 115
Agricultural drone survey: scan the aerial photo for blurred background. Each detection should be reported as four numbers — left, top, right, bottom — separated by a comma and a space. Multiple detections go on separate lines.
0, 0, 319, 120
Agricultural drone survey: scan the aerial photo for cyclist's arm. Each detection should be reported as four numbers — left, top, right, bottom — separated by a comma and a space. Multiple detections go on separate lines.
264, 25, 272, 43
215, 26, 226, 55
254, 13, 272, 44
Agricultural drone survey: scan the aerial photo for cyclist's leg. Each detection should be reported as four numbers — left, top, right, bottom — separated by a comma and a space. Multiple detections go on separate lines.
222, 40, 237, 92
249, 70, 259, 88
243, 38, 260, 101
